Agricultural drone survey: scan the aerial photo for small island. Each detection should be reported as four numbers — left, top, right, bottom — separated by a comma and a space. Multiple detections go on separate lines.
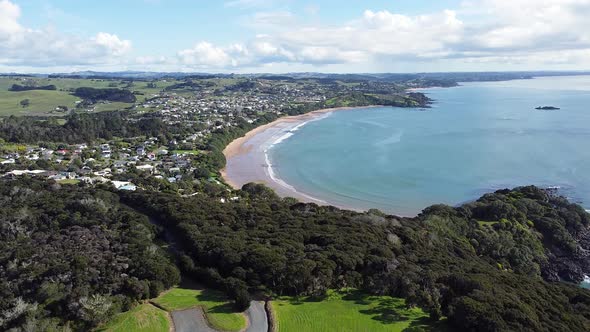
535, 106, 561, 110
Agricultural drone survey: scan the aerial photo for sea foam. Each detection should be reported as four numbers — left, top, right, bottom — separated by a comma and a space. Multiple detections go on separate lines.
262, 113, 332, 204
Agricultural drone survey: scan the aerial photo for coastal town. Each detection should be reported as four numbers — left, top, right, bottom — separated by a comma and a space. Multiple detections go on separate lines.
0, 75, 432, 198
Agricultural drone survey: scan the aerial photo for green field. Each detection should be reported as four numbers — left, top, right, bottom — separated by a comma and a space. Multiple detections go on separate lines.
97, 303, 170, 332
0, 77, 181, 116
271, 290, 438, 332
152, 287, 246, 332
0, 89, 80, 116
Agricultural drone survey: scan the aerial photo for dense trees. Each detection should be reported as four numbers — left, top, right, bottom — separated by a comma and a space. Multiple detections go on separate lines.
121, 185, 590, 331
73, 87, 136, 103
0, 111, 182, 144
9, 84, 56, 92
1, 139, 588, 331
0, 179, 179, 331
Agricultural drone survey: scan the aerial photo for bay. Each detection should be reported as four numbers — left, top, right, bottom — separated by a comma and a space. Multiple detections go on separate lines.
269, 76, 590, 216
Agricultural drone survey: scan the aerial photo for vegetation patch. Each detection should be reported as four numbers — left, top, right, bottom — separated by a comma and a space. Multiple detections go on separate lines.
171, 149, 201, 155
97, 304, 169, 332
57, 179, 81, 185
152, 287, 246, 332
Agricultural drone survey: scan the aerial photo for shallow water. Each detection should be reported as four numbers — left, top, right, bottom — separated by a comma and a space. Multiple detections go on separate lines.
269, 76, 590, 215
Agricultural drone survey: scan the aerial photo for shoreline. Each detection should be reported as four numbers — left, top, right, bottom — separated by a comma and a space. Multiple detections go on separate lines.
221, 106, 383, 210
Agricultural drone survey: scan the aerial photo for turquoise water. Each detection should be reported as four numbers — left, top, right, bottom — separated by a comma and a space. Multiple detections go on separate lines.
269, 76, 590, 216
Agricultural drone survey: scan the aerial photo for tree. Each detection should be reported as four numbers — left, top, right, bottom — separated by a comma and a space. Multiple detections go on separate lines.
78, 294, 112, 326
20, 99, 30, 108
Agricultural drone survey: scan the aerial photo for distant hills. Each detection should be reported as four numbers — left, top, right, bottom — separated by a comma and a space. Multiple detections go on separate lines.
3, 70, 590, 82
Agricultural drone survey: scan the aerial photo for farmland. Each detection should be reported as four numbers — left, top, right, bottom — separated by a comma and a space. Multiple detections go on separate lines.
0, 77, 180, 116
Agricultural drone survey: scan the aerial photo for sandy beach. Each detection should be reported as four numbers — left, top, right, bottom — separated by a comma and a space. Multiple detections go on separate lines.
221, 106, 382, 207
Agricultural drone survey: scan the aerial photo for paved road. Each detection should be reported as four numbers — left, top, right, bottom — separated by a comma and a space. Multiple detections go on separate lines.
170, 301, 268, 332
171, 308, 216, 332
245, 301, 268, 332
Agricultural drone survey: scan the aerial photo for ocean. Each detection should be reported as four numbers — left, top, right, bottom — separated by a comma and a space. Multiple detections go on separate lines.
268, 75, 590, 216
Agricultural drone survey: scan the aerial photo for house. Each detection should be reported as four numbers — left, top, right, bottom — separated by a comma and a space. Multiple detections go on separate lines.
136, 146, 146, 156
1, 158, 16, 164
41, 150, 54, 159
136, 164, 154, 173
111, 180, 137, 191
119, 184, 137, 191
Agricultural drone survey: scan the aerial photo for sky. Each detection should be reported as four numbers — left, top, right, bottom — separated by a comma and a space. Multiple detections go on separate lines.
2, 0, 590, 73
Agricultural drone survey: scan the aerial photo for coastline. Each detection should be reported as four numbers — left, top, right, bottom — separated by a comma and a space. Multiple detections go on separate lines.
221, 106, 382, 210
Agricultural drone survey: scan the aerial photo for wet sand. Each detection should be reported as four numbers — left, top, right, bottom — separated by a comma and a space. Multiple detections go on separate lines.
221, 106, 381, 208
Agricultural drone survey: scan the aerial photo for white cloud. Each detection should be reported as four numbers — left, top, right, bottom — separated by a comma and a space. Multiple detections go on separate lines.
178, 42, 236, 68
0, 0, 132, 68
5, 0, 590, 72
94, 32, 132, 56
0, 0, 23, 39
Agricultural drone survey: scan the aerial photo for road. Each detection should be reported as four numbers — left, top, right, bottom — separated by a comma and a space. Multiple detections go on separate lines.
170, 308, 217, 332
170, 301, 268, 332
245, 301, 268, 332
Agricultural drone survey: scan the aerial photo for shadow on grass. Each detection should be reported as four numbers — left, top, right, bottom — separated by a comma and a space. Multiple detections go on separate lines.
358, 298, 411, 324
403, 317, 450, 332
282, 293, 328, 306
196, 289, 242, 314
341, 290, 447, 330
208, 303, 240, 314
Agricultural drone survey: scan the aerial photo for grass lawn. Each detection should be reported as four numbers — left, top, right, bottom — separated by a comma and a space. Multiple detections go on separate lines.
271, 290, 441, 332
97, 303, 169, 332
57, 179, 81, 185
92, 102, 135, 112
0, 143, 27, 153
152, 287, 246, 332
171, 150, 201, 155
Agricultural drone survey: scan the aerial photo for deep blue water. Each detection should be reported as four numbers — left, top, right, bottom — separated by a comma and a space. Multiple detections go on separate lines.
269, 76, 590, 216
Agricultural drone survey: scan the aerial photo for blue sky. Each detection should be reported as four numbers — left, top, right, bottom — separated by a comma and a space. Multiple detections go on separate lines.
2, 0, 590, 73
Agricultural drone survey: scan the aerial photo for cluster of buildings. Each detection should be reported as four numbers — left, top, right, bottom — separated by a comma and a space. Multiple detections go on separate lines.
0, 78, 376, 196
0, 138, 199, 191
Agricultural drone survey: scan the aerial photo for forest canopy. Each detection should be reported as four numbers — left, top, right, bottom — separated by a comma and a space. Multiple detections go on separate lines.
0, 179, 179, 331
